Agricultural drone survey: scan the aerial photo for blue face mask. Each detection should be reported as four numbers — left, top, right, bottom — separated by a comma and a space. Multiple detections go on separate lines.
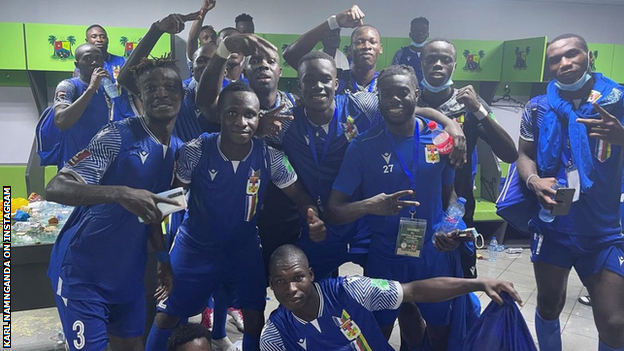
422, 65, 455, 93
554, 55, 592, 91
411, 40, 427, 48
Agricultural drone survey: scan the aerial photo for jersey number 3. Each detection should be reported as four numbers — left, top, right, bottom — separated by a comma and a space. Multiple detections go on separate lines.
73, 320, 85, 349
383, 164, 394, 173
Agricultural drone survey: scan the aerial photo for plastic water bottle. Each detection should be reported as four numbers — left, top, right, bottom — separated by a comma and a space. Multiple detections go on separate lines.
439, 197, 467, 233
101, 77, 119, 98
488, 236, 499, 262
427, 121, 454, 155
538, 179, 566, 223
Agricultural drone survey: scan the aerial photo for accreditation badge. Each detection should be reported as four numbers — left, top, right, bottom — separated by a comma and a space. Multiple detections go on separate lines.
425, 144, 440, 164
396, 218, 427, 257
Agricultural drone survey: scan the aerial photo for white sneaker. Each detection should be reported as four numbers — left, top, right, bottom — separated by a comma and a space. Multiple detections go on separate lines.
212, 336, 239, 351
228, 308, 245, 332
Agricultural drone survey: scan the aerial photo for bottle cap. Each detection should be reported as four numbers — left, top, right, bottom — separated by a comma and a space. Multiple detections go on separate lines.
457, 197, 466, 205
427, 121, 438, 131
492, 236, 497, 240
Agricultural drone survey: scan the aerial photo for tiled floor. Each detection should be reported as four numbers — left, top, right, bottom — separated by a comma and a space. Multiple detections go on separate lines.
13, 249, 600, 351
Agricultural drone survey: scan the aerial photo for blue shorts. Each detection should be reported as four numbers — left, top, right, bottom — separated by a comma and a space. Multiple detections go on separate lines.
158, 238, 267, 318
55, 294, 145, 351
530, 226, 624, 281
366, 243, 460, 327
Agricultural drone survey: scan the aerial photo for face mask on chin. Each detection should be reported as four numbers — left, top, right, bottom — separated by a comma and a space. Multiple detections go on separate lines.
422, 64, 455, 93
554, 54, 592, 91
411, 39, 427, 48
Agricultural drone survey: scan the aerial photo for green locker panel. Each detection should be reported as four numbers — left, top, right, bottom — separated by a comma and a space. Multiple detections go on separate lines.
383, 37, 411, 69
25, 23, 170, 72
588, 43, 614, 77
452, 40, 504, 81
611, 45, 624, 83
0, 23, 26, 70
261, 33, 322, 79
501, 37, 547, 83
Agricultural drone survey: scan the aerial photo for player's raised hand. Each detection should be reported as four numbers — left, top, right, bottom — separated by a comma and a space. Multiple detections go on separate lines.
444, 121, 467, 168
155, 11, 202, 34
367, 190, 420, 216
307, 208, 327, 243
576, 103, 624, 146
118, 188, 181, 224
87, 67, 110, 91
480, 278, 523, 306
223, 34, 278, 58
154, 261, 173, 301
257, 104, 294, 137
200, 0, 216, 16
455, 85, 481, 113
336, 5, 365, 28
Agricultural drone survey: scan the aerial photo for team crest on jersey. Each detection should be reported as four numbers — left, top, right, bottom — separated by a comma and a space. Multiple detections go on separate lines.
244, 169, 261, 222
342, 116, 359, 142
425, 144, 440, 164
594, 139, 612, 162
332, 310, 372, 351
588, 90, 602, 104
67, 149, 91, 166
454, 113, 465, 127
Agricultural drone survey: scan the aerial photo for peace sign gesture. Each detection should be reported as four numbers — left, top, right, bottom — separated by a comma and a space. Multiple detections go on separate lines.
577, 103, 624, 146
367, 190, 420, 216
257, 103, 294, 137
155, 11, 202, 34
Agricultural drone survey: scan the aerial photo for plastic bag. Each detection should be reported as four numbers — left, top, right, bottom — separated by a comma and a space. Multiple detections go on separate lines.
463, 292, 537, 351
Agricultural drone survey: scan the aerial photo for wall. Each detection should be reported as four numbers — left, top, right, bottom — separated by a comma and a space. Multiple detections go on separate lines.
1, 0, 623, 164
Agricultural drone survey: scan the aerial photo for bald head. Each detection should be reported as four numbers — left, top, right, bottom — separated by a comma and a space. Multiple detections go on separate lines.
269, 244, 309, 276
75, 43, 101, 62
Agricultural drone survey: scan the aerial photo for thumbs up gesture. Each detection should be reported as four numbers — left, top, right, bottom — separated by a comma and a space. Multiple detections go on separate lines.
307, 208, 326, 243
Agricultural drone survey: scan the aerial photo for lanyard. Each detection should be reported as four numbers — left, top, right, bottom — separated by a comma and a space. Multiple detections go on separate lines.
352, 73, 377, 93
305, 108, 340, 208
384, 119, 420, 215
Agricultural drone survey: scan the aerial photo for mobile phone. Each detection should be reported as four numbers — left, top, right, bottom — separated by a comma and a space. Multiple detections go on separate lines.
453, 228, 477, 242
138, 187, 187, 223
550, 187, 575, 216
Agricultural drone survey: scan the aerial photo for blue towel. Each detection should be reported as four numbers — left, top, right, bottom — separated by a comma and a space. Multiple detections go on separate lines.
538, 73, 620, 193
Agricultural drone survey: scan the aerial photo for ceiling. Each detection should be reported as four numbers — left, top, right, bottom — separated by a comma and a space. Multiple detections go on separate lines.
506, 0, 624, 6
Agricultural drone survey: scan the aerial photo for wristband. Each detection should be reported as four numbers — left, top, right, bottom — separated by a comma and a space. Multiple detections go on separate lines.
526, 174, 539, 189
156, 250, 170, 263
475, 104, 489, 120
216, 42, 232, 59
327, 15, 340, 30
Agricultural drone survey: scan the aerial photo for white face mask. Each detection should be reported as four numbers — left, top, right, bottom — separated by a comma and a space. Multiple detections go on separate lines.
411, 40, 427, 48
554, 54, 592, 91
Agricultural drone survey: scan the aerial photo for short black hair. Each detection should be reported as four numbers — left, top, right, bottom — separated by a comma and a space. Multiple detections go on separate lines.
166, 323, 211, 351
411, 17, 429, 27
378, 64, 419, 91
550, 33, 588, 53
296, 51, 337, 73
235, 13, 254, 24
350, 25, 380, 45
423, 38, 457, 59
269, 244, 309, 275
217, 81, 256, 111
201, 25, 215, 32
85, 24, 106, 35
129, 54, 183, 95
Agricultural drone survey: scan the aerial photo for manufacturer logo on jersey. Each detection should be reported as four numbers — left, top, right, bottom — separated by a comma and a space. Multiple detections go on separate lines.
381, 152, 394, 173
244, 169, 261, 222
209, 169, 218, 181
342, 116, 359, 142
425, 144, 440, 164
332, 310, 372, 351
139, 150, 149, 164
157, 299, 167, 310
619, 256, 624, 267
67, 149, 91, 167
297, 338, 307, 350
304, 135, 310, 146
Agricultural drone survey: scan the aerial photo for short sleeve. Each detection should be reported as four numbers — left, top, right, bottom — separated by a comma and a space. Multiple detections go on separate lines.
520, 102, 535, 142
392, 49, 401, 65
268, 146, 298, 189
175, 137, 204, 184
54, 80, 78, 107
342, 275, 404, 311
332, 140, 364, 196
59, 124, 122, 185
350, 92, 380, 123
260, 320, 287, 351
442, 160, 455, 186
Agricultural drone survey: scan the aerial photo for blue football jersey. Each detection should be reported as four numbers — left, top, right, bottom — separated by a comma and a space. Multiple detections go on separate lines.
174, 78, 217, 142
337, 72, 379, 95
261, 276, 402, 351
392, 47, 424, 84
53, 78, 134, 170
267, 92, 380, 242
48, 116, 182, 304
520, 83, 624, 236
332, 118, 455, 255
174, 133, 297, 251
